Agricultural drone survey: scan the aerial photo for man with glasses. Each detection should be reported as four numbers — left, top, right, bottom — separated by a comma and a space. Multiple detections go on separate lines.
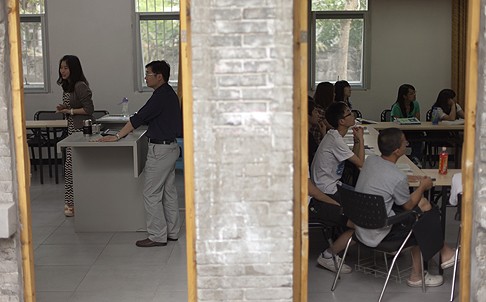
310, 101, 365, 273
98, 60, 182, 247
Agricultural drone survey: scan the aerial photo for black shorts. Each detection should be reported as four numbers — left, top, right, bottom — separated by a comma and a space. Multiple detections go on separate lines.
308, 192, 348, 227
382, 211, 417, 245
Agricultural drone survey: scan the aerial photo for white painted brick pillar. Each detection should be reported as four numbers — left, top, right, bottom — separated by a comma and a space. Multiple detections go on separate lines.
190, 0, 295, 300
0, 1, 23, 301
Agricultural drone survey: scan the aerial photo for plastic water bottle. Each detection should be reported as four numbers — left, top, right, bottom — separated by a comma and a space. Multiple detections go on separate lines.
432, 108, 439, 125
438, 147, 448, 175
121, 97, 129, 117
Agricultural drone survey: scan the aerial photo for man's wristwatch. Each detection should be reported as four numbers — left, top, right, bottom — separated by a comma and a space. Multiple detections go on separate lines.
115, 133, 120, 140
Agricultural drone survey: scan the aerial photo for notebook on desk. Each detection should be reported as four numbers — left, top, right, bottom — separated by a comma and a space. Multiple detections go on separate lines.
395, 117, 421, 125
356, 118, 378, 124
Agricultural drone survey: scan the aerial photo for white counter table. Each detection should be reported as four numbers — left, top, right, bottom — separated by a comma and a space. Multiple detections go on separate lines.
58, 130, 148, 232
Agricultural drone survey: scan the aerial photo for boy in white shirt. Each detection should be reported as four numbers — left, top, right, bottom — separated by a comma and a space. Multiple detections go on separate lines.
310, 101, 365, 273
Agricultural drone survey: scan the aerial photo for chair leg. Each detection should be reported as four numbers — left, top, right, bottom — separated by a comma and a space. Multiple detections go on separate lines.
30, 146, 37, 171
450, 224, 461, 301
420, 252, 425, 293
322, 227, 339, 272
379, 230, 414, 302
331, 237, 352, 291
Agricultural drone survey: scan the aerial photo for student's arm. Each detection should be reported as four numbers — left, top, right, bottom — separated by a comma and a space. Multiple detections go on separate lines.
348, 127, 365, 168
456, 103, 465, 119
402, 176, 433, 210
441, 100, 457, 121
308, 179, 340, 206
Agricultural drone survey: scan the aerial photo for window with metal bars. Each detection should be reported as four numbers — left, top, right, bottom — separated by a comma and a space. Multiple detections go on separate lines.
20, 0, 48, 92
135, 0, 180, 91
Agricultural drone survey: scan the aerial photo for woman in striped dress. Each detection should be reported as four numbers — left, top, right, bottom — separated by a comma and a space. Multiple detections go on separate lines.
55, 55, 94, 217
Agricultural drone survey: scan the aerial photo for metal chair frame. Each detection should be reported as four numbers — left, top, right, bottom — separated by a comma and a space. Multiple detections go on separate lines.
332, 185, 424, 302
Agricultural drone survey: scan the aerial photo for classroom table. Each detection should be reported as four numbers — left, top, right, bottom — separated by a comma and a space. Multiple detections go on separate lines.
369, 122, 464, 168
26, 120, 68, 184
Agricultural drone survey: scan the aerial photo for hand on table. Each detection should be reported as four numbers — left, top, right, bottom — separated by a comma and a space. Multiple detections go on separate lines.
56, 104, 67, 113
97, 135, 118, 142
418, 176, 433, 190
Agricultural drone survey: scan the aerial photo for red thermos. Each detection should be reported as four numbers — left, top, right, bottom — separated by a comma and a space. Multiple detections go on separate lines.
438, 147, 448, 175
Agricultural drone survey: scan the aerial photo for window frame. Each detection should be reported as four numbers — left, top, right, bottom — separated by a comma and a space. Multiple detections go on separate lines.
134, 11, 180, 92
309, 8, 370, 91
20, 13, 50, 93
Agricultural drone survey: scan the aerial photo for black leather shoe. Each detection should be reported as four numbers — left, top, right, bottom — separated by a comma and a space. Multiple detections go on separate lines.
135, 238, 167, 247
167, 237, 178, 241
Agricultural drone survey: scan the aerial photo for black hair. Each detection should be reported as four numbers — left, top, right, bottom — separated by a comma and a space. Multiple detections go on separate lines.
56, 55, 89, 92
313, 82, 334, 110
378, 128, 404, 156
432, 89, 456, 115
145, 60, 171, 82
325, 101, 348, 129
334, 80, 350, 103
394, 84, 415, 117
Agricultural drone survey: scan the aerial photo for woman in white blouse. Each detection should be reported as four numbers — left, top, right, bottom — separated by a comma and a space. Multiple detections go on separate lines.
431, 89, 464, 121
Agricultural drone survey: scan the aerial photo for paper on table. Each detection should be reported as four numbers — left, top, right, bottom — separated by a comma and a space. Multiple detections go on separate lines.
441, 119, 464, 125
396, 163, 411, 172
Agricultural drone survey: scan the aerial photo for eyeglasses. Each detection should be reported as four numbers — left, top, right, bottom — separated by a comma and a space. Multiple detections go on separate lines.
342, 112, 353, 118
145, 73, 158, 77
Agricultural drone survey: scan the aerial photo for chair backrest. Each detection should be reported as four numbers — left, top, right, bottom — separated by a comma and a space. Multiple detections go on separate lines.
337, 185, 389, 229
93, 110, 109, 120
352, 109, 362, 119
426, 108, 432, 121
34, 110, 64, 121
380, 109, 391, 122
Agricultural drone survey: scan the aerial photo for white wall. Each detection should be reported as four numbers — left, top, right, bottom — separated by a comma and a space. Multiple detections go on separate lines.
24, 0, 153, 119
23, 0, 451, 122
353, 0, 452, 121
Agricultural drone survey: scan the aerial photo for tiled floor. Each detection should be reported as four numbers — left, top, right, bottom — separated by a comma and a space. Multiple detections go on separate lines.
30, 169, 460, 301
31, 170, 187, 302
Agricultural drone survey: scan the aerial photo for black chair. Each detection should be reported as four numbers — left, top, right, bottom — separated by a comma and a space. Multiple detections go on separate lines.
450, 193, 462, 302
424, 109, 457, 167
352, 109, 362, 119
332, 185, 423, 302
380, 109, 391, 122
92, 110, 109, 120
33, 111, 67, 184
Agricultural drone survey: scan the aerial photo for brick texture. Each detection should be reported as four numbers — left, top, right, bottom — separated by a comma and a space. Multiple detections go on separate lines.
0, 1, 22, 301
191, 0, 294, 300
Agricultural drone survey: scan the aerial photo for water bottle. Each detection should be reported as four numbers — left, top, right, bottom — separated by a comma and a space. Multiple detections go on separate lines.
438, 147, 448, 175
432, 108, 439, 125
121, 97, 129, 117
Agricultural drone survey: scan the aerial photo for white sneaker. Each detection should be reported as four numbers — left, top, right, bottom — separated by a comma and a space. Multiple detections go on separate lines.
317, 253, 352, 274
407, 272, 444, 287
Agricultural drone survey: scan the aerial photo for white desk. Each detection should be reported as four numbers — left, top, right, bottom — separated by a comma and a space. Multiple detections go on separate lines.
58, 130, 148, 232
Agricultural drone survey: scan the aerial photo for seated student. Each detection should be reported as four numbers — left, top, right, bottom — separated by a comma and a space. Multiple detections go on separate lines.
334, 80, 353, 109
354, 128, 456, 288
308, 100, 326, 166
431, 89, 465, 121
314, 81, 334, 110
310, 101, 365, 273
391, 84, 424, 166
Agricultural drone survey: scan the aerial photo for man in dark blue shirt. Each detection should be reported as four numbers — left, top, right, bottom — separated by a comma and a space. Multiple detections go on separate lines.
99, 60, 182, 247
